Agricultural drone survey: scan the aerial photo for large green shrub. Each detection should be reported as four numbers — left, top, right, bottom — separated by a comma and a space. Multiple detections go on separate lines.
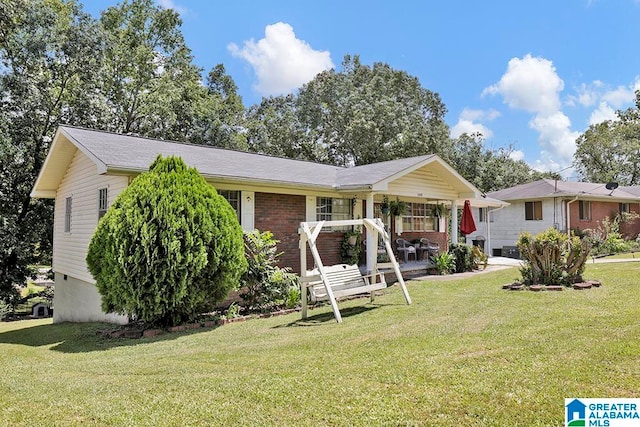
86, 155, 247, 326
239, 230, 299, 312
517, 227, 591, 286
449, 243, 474, 273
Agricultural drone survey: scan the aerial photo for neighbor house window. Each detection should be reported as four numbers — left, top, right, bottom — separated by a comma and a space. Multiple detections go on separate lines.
316, 197, 352, 230
98, 188, 108, 219
64, 196, 72, 232
525, 201, 542, 221
579, 201, 591, 220
479, 208, 486, 222
218, 190, 241, 222
401, 203, 435, 231
620, 203, 630, 214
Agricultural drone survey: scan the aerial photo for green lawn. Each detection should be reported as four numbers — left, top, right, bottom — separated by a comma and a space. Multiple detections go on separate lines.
1, 263, 639, 426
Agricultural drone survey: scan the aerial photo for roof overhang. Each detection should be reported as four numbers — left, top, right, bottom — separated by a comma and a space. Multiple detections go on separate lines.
31, 128, 107, 198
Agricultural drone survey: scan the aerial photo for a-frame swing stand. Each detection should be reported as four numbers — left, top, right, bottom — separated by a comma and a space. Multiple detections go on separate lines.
299, 218, 412, 323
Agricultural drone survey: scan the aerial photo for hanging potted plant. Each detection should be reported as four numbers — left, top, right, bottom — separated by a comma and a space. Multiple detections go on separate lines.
341, 231, 362, 265
389, 197, 407, 217
430, 203, 447, 218
380, 195, 390, 215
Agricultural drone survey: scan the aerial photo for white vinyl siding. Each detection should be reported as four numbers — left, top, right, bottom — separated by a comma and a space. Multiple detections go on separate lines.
53, 150, 128, 283
387, 167, 458, 200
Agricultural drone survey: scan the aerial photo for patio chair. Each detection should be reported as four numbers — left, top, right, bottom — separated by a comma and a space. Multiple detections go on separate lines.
396, 238, 417, 262
419, 238, 440, 260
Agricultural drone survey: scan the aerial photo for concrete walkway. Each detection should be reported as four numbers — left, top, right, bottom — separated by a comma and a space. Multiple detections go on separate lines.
408, 255, 640, 282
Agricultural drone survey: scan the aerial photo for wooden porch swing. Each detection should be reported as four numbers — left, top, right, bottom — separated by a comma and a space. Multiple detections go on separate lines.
299, 218, 412, 323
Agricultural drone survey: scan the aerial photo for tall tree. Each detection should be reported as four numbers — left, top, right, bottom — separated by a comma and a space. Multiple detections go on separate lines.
574, 91, 640, 185
449, 133, 553, 193
0, 0, 103, 301
99, 0, 205, 140
245, 94, 323, 161
262, 54, 452, 166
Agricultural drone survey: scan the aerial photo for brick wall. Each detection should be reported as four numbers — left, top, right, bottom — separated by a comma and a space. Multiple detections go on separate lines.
571, 201, 640, 239
254, 192, 306, 274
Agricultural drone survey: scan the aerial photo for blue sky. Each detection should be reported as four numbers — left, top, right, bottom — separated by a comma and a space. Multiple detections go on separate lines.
83, 0, 640, 176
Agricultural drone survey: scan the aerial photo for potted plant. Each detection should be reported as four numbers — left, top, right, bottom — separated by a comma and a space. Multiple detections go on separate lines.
430, 203, 447, 218
389, 197, 407, 217
341, 231, 362, 265
380, 195, 390, 215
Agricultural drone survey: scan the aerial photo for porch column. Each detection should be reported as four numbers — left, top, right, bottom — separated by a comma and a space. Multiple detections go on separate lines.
450, 200, 458, 244
366, 193, 375, 273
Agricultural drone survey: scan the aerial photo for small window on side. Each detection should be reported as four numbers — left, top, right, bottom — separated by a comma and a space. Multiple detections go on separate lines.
64, 196, 72, 232
98, 188, 108, 219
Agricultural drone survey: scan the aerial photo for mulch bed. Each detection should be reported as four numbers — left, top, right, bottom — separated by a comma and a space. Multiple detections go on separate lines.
502, 280, 602, 292
97, 308, 302, 339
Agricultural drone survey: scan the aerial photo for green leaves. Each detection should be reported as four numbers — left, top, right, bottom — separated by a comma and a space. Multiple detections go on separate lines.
87, 155, 247, 326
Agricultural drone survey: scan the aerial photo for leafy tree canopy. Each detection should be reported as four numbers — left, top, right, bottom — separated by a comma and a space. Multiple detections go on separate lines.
574, 90, 640, 185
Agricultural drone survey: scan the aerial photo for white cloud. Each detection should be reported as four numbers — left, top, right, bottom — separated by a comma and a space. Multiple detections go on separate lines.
450, 108, 499, 139
156, 0, 186, 15
228, 22, 334, 96
589, 101, 617, 125
450, 120, 493, 139
509, 150, 525, 161
483, 54, 563, 114
529, 112, 580, 160
485, 54, 577, 166
602, 85, 636, 108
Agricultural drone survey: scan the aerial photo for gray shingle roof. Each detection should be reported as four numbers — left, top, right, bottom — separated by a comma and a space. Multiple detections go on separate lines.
488, 178, 640, 201
60, 126, 444, 190
63, 126, 342, 189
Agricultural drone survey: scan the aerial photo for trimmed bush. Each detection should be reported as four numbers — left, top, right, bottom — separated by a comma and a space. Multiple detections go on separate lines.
517, 227, 591, 286
87, 155, 247, 326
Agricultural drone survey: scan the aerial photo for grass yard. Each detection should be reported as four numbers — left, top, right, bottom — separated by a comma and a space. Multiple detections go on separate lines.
1, 263, 639, 426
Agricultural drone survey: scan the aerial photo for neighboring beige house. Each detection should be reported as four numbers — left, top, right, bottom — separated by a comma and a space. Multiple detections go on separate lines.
466, 179, 640, 257
31, 126, 505, 324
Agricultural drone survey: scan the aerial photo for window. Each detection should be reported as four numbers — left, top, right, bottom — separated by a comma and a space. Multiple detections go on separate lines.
579, 201, 591, 220
620, 203, 630, 214
218, 190, 241, 222
64, 196, 72, 232
479, 208, 486, 223
98, 188, 108, 219
316, 197, 352, 230
525, 201, 542, 221
401, 203, 435, 232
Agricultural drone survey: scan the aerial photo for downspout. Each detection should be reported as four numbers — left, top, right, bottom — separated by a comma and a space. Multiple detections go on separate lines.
487, 205, 506, 257
566, 196, 579, 234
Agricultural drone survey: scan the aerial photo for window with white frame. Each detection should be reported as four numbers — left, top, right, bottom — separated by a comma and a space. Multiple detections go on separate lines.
98, 188, 108, 219
64, 196, 72, 232
401, 202, 435, 232
579, 201, 591, 220
218, 190, 241, 222
316, 197, 352, 230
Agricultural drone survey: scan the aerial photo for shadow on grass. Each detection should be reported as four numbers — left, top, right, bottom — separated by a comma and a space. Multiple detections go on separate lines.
275, 304, 381, 327
0, 320, 216, 353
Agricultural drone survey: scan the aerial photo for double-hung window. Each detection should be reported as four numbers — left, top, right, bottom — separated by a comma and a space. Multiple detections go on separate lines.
579, 201, 591, 220
525, 201, 543, 221
98, 188, 108, 219
316, 197, 352, 230
218, 190, 241, 222
401, 203, 435, 231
